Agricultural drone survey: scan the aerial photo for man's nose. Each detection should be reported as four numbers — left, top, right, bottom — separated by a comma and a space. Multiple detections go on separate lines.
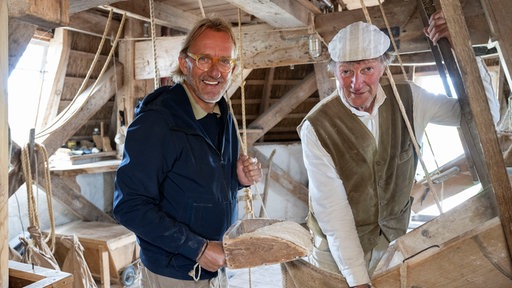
351, 72, 363, 89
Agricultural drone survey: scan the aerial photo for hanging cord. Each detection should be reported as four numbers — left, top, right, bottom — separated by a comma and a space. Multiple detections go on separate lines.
36, 13, 126, 138
149, 0, 160, 88
376, 0, 409, 80
359, 0, 444, 214
197, 0, 206, 18
35, 10, 115, 137
21, 143, 56, 252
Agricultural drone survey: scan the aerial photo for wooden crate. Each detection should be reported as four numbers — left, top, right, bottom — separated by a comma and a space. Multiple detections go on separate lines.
223, 218, 312, 269
54, 221, 139, 288
9, 260, 73, 288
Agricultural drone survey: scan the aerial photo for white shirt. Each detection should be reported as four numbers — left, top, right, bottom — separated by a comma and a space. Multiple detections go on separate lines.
300, 57, 499, 286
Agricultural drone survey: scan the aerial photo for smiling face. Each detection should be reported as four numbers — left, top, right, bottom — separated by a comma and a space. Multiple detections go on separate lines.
334, 57, 386, 114
178, 29, 236, 112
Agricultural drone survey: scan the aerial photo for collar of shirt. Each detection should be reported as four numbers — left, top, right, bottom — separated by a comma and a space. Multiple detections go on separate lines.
337, 83, 387, 142
183, 83, 221, 120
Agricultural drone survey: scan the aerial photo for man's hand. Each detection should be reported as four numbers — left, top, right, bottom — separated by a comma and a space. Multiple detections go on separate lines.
197, 241, 226, 272
237, 154, 262, 186
424, 10, 451, 45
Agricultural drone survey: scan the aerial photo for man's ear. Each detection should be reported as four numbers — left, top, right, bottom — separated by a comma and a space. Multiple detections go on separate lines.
178, 54, 189, 74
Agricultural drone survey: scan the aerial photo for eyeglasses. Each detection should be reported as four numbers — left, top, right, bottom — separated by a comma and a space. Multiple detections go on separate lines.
186, 52, 236, 73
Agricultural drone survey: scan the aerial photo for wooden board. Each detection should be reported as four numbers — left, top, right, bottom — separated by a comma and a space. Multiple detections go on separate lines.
9, 260, 73, 288
54, 221, 139, 287
373, 217, 512, 287
223, 218, 312, 269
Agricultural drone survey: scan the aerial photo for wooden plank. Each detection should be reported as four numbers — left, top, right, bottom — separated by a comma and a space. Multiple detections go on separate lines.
50, 176, 115, 223
50, 159, 120, 176
36, 66, 121, 157
134, 36, 185, 80
225, 0, 310, 28
117, 17, 153, 126
69, 0, 123, 14
247, 73, 317, 145
9, 260, 73, 288
480, 0, 512, 90
439, 0, 512, 257
397, 187, 498, 260
107, 1, 200, 33
67, 11, 121, 39
1, 0, 9, 285
8, 0, 69, 29
36, 28, 71, 131
133, 25, 331, 78
313, 62, 336, 100
373, 218, 512, 287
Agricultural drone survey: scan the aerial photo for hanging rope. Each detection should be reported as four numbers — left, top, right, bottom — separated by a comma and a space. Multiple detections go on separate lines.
361, 0, 444, 213
149, 0, 160, 88
21, 143, 56, 252
197, 0, 206, 18
36, 11, 126, 139
35, 10, 114, 137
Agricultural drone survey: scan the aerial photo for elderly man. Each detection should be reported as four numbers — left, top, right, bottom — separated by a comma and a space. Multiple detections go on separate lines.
289, 13, 499, 288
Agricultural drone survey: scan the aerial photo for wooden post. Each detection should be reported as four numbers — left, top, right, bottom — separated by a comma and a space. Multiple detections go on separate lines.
1, 0, 9, 286
439, 0, 512, 258
480, 0, 512, 89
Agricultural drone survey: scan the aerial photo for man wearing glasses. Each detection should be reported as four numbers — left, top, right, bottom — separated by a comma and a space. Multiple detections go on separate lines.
113, 18, 262, 287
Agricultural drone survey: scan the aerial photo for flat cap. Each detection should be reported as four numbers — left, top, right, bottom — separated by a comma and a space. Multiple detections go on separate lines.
328, 21, 390, 62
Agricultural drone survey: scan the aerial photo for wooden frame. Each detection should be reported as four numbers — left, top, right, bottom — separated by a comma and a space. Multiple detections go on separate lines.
9, 260, 73, 288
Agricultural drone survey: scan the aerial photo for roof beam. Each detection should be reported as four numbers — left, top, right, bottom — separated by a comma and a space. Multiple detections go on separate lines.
315, 0, 490, 54
247, 72, 317, 145
224, 0, 310, 28
69, 0, 123, 14
107, 1, 201, 32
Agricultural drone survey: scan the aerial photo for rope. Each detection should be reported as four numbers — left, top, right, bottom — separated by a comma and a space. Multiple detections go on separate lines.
21, 143, 56, 252
36, 11, 126, 139
197, 0, 206, 18
149, 0, 160, 88
35, 10, 114, 137
360, 0, 444, 214
376, 0, 408, 80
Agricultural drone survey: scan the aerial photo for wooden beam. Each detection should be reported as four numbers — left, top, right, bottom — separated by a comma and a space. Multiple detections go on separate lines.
1, 0, 9, 284
480, 0, 512, 89
107, 1, 201, 33
250, 148, 308, 204
313, 62, 336, 100
134, 25, 331, 77
36, 66, 121, 157
8, 0, 69, 29
36, 28, 71, 131
314, 0, 490, 54
69, 0, 123, 14
7, 18, 36, 75
373, 217, 512, 287
50, 176, 115, 223
67, 10, 121, 39
247, 73, 317, 145
440, 0, 512, 258
118, 17, 153, 127
225, 0, 310, 28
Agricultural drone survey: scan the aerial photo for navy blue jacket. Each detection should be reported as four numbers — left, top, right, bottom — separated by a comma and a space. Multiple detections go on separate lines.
113, 84, 241, 280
